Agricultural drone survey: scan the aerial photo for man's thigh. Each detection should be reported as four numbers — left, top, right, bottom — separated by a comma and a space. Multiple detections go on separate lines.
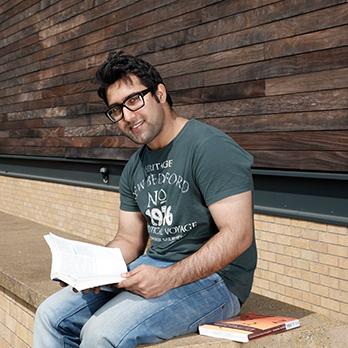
80, 256, 240, 348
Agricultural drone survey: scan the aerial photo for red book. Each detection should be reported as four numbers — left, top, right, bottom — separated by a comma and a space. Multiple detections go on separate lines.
199, 312, 300, 343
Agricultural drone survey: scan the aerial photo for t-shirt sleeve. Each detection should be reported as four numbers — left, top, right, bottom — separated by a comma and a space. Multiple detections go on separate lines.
119, 161, 141, 212
193, 134, 254, 206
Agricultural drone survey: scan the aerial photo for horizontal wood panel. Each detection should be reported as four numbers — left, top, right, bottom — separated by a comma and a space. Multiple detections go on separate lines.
230, 131, 348, 151
251, 151, 348, 173
265, 67, 348, 96
204, 89, 348, 118
201, 110, 348, 133
0, 0, 347, 173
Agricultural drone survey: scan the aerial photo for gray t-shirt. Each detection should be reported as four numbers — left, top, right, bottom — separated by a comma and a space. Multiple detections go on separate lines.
120, 119, 257, 303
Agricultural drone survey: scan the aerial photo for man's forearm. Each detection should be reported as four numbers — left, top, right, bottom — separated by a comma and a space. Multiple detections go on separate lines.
106, 237, 147, 265
165, 225, 253, 291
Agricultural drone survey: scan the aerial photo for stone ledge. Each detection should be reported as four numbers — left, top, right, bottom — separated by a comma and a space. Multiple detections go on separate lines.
1, 211, 347, 347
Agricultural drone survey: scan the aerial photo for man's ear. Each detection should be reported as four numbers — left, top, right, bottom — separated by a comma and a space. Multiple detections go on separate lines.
156, 84, 167, 104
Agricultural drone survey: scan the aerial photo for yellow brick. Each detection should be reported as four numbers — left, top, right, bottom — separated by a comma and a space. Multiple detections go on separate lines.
329, 288, 348, 304
328, 266, 348, 280
268, 223, 286, 235
300, 228, 318, 241
5, 314, 16, 333
269, 282, 285, 294
302, 270, 320, 284
327, 225, 347, 235
338, 235, 348, 247
320, 275, 339, 289
258, 214, 275, 222
318, 254, 339, 267
259, 250, 276, 262
276, 254, 292, 266
254, 221, 268, 231
276, 235, 291, 246
318, 232, 338, 245
284, 246, 301, 258
284, 266, 301, 279
270, 244, 285, 255
321, 297, 340, 312
293, 258, 310, 271
269, 262, 284, 275
308, 221, 327, 232
301, 249, 319, 262
260, 270, 276, 282
276, 274, 292, 287
256, 240, 269, 251
339, 257, 348, 269
292, 278, 310, 292
328, 244, 348, 258
16, 322, 30, 345
309, 240, 328, 253
311, 283, 329, 297
341, 279, 348, 293
291, 219, 308, 228
292, 237, 309, 249
285, 287, 302, 300
341, 302, 348, 316
253, 278, 270, 290
310, 261, 328, 275
257, 259, 269, 271
274, 216, 291, 225
9, 303, 21, 322
302, 291, 321, 306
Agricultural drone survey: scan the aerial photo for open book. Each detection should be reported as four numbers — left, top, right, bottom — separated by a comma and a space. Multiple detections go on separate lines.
44, 233, 127, 291
199, 312, 300, 343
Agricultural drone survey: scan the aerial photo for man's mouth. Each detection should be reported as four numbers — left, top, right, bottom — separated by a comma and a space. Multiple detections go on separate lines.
130, 121, 144, 131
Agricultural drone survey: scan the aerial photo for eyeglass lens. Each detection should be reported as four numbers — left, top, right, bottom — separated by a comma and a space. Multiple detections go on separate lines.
107, 93, 145, 122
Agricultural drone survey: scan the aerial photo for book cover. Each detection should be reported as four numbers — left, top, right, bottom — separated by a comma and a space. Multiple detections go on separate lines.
199, 312, 300, 343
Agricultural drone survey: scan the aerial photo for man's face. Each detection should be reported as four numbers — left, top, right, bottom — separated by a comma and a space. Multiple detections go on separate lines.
106, 75, 166, 150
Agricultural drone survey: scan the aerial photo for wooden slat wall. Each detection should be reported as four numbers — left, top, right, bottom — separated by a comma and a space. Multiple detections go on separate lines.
0, 0, 347, 172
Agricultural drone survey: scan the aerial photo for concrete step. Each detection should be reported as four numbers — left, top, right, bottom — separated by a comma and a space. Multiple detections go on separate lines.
139, 293, 348, 348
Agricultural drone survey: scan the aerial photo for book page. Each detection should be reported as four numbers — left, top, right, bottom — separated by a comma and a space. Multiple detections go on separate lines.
44, 233, 127, 282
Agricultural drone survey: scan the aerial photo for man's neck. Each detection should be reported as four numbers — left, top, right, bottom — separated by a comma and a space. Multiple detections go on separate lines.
147, 111, 188, 151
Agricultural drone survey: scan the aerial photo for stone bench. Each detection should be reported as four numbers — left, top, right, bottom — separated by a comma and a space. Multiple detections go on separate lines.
0, 211, 347, 348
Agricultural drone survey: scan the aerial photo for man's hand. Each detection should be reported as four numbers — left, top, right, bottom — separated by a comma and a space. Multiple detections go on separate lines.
117, 265, 172, 299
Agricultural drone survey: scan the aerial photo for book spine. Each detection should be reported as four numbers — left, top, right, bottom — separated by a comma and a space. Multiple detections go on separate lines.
249, 321, 299, 341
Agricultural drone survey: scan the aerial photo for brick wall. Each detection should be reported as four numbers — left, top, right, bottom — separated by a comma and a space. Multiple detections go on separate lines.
253, 214, 348, 323
0, 175, 347, 324
0, 285, 35, 348
0, 176, 120, 245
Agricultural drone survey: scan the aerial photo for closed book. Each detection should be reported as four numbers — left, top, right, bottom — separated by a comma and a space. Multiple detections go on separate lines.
199, 312, 300, 343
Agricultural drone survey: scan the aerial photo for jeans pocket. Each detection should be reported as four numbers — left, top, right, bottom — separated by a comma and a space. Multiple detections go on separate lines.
186, 302, 225, 333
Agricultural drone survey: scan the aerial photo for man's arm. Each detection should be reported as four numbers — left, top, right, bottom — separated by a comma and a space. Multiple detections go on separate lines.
106, 209, 149, 265
117, 190, 253, 298
71, 209, 148, 294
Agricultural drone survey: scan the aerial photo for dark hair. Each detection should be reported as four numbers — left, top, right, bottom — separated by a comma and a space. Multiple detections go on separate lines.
95, 51, 173, 107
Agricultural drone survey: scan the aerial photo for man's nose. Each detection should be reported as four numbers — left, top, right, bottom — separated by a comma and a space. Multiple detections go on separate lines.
122, 107, 137, 122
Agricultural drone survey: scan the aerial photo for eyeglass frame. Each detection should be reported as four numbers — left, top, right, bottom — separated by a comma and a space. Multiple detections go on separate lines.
104, 88, 151, 123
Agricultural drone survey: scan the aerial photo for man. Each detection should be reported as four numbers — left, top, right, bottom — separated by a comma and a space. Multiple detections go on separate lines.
34, 51, 257, 348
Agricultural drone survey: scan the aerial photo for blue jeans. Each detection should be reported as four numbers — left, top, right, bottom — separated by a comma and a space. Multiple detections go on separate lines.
34, 255, 241, 348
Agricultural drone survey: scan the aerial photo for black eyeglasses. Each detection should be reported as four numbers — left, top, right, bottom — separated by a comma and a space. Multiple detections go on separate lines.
105, 88, 151, 123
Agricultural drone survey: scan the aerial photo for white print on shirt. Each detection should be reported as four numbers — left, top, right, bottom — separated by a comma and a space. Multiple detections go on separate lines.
133, 172, 190, 198
144, 159, 173, 173
132, 159, 197, 243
